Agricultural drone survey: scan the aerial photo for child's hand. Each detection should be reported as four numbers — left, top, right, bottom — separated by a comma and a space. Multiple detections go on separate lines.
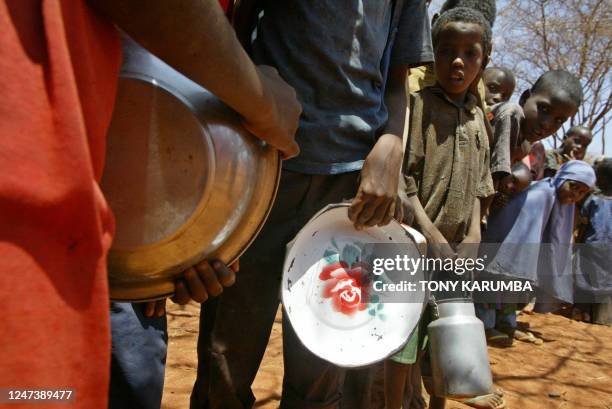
396, 180, 415, 225
424, 226, 456, 261
349, 134, 403, 229
480, 214, 488, 231
143, 299, 167, 318
172, 260, 239, 305
142, 260, 239, 317
456, 235, 480, 263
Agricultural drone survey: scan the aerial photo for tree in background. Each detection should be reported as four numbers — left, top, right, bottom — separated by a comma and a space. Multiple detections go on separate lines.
493, 0, 611, 153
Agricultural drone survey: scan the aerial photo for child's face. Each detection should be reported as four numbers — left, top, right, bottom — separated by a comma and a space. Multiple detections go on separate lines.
521, 88, 579, 143
434, 22, 485, 99
483, 69, 514, 105
562, 129, 592, 160
557, 180, 590, 205
499, 169, 531, 194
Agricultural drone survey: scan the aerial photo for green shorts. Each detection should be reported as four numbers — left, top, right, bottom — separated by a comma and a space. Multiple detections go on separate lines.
390, 305, 437, 364
390, 326, 419, 364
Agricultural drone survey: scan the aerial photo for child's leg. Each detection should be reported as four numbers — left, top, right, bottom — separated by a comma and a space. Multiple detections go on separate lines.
429, 396, 447, 409
384, 360, 411, 409
475, 303, 496, 329
421, 349, 446, 409
385, 325, 420, 408
495, 303, 517, 334
421, 375, 446, 409
477, 303, 512, 347
403, 355, 426, 409
109, 302, 168, 409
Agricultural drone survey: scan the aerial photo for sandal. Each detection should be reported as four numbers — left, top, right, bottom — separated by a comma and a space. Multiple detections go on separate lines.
514, 329, 543, 345
485, 329, 513, 347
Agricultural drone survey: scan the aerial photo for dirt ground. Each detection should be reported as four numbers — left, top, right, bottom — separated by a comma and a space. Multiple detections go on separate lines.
161, 302, 611, 409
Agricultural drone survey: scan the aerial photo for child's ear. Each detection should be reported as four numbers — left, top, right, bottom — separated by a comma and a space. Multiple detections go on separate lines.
481, 53, 490, 70
519, 89, 531, 106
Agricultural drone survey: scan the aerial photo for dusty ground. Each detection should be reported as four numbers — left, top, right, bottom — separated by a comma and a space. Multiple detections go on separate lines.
161, 302, 611, 409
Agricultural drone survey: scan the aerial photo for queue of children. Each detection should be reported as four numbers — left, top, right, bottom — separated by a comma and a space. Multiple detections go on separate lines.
1, 1, 609, 409
385, 0, 607, 408
477, 160, 596, 343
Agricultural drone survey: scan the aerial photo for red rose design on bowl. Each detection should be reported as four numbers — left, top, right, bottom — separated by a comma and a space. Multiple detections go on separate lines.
319, 261, 370, 315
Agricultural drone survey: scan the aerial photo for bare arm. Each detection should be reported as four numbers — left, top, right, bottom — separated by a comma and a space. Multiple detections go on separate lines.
466, 198, 482, 242
455, 198, 482, 265
407, 194, 456, 260
89, 0, 300, 158
382, 65, 411, 143
407, 194, 436, 241
349, 65, 409, 228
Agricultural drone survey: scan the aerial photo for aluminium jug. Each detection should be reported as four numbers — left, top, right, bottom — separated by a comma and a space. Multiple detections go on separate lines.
427, 299, 493, 398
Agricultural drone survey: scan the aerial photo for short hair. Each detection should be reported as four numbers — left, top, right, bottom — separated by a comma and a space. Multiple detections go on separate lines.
432, 7, 492, 57
440, 0, 497, 27
565, 125, 592, 140
511, 161, 532, 181
531, 70, 583, 106
594, 158, 612, 192
484, 66, 516, 86
511, 161, 530, 175
485, 66, 515, 80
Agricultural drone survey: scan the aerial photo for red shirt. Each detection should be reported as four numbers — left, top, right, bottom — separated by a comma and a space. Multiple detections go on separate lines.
0, 1, 120, 407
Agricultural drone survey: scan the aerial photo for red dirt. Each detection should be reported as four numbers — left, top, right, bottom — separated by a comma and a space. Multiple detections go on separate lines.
161, 303, 611, 409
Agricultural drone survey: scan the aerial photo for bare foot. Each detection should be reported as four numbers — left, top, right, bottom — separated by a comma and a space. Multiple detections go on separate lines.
571, 308, 591, 322
457, 390, 506, 409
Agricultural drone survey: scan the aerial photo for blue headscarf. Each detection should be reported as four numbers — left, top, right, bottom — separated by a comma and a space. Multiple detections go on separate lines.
483, 160, 596, 304
551, 159, 597, 192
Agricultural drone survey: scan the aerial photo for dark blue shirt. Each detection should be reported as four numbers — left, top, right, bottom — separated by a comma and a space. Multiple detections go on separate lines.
252, 0, 433, 174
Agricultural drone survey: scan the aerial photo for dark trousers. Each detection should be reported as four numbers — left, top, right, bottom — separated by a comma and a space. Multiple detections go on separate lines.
109, 302, 168, 409
191, 170, 363, 409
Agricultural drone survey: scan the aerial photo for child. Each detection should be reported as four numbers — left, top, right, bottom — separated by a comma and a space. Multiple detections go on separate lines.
574, 158, 612, 324
478, 162, 532, 346
490, 161, 533, 210
408, 0, 496, 101
489, 69, 583, 180
544, 125, 593, 177
483, 66, 516, 107
477, 160, 596, 343
386, 8, 495, 409
485, 69, 583, 224
479, 162, 532, 346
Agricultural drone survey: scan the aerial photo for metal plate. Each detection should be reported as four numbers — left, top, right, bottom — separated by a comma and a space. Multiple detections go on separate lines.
101, 38, 280, 301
